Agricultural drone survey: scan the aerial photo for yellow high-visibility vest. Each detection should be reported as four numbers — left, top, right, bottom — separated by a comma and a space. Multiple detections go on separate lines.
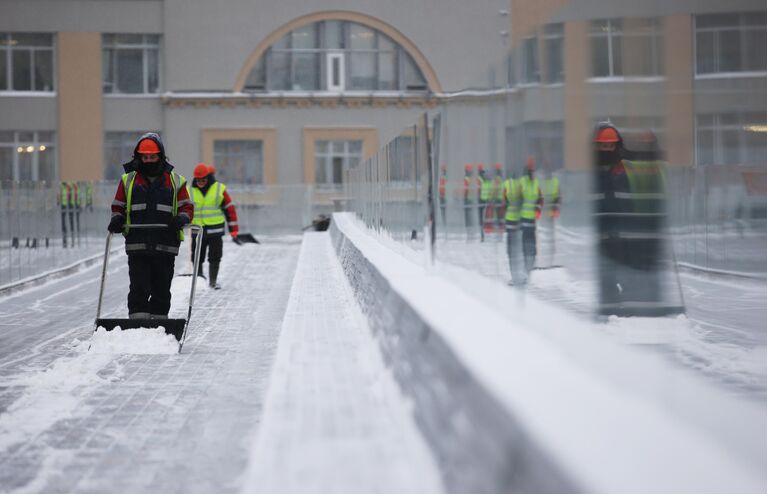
192, 182, 226, 226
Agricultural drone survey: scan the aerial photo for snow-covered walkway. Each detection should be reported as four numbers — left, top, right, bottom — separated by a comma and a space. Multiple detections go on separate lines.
240, 232, 442, 494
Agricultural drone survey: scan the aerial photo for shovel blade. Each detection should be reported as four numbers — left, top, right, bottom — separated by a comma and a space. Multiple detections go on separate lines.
95, 318, 187, 342
235, 233, 259, 244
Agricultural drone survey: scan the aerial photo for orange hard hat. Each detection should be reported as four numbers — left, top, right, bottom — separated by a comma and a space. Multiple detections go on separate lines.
477, 163, 485, 172
526, 156, 536, 170
440, 164, 447, 172
137, 138, 161, 154
193, 163, 210, 179
207, 164, 217, 174
494, 163, 503, 171
594, 126, 621, 143
464, 163, 473, 172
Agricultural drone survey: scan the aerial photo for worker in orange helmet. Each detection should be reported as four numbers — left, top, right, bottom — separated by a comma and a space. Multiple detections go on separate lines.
190, 163, 239, 289
108, 133, 193, 318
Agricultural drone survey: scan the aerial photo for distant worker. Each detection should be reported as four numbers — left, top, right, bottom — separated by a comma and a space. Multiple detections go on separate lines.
190, 163, 239, 290
503, 171, 522, 285
108, 133, 193, 319
477, 164, 493, 241
519, 157, 543, 277
592, 124, 675, 317
57, 181, 74, 247
72, 181, 82, 246
542, 167, 562, 267
463, 164, 475, 236
492, 163, 505, 232
438, 164, 447, 229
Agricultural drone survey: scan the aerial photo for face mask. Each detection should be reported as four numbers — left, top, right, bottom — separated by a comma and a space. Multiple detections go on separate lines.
597, 149, 621, 168
139, 161, 162, 177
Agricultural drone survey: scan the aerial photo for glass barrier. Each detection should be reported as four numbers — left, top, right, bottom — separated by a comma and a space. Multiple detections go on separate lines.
344, 0, 767, 401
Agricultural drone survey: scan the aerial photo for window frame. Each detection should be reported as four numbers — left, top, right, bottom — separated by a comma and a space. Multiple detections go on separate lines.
0, 131, 57, 182
212, 139, 266, 187
695, 112, 767, 166
102, 34, 162, 95
0, 33, 56, 93
314, 139, 363, 189
694, 12, 767, 78
244, 20, 427, 93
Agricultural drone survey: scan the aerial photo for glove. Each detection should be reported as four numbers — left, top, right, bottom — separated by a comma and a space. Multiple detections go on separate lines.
535, 209, 542, 221
230, 232, 238, 241
552, 207, 560, 219
167, 216, 186, 232
108, 216, 125, 233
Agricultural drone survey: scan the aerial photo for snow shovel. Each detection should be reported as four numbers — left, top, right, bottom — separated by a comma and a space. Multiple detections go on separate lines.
233, 232, 259, 244
93, 223, 203, 352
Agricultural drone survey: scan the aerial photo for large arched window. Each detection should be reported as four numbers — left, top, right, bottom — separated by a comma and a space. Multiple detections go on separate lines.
244, 20, 428, 92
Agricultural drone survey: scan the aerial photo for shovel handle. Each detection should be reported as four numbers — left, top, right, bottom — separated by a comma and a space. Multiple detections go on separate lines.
96, 224, 203, 322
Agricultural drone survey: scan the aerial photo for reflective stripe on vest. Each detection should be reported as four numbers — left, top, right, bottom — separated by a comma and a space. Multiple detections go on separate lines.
192, 182, 226, 226
504, 178, 520, 221
122, 171, 184, 240
519, 176, 540, 220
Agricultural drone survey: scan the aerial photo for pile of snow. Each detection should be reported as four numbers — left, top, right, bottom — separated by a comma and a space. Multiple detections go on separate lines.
90, 326, 179, 354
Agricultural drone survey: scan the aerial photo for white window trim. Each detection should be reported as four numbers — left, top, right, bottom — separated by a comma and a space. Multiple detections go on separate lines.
587, 75, 666, 83
695, 71, 767, 80
326, 52, 345, 92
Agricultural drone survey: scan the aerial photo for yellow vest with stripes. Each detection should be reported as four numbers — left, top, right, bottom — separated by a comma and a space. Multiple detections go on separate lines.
192, 182, 227, 226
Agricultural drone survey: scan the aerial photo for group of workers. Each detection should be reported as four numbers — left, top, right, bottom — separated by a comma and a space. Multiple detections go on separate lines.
108, 133, 240, 320
439, 159, 560, 285
57, 180, 93, 247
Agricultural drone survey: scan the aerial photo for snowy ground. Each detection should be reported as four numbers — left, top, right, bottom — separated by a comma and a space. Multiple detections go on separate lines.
0, 233, 441, 494
0, 237, 300, 493
0, 238, 106, 289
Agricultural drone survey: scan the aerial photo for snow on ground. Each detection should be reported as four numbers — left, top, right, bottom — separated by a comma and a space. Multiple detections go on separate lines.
90, 327, 180, 354
241, 232, 443, 494
0, 237, 301, 493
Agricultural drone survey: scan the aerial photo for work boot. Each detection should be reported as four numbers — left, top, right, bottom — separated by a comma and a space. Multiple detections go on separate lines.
208, 262, 221, 290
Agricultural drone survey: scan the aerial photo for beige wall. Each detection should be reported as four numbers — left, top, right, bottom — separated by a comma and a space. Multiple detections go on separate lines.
57, 32, 103, 181
664, 15, 695, 167
563, 21, 591, 171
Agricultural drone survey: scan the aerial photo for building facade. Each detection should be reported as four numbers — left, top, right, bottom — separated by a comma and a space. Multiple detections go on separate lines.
0, 0, 510, 187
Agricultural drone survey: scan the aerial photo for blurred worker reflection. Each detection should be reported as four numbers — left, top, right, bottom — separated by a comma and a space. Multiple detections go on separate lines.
592, 123, 678, 317
504, 171, 522, 285
477, 164, 492, 241
463, 164, 475, 237
542, 165, 562, 267
438, 164, 447, 230
493, 163, 505, 232
519, 157, 543, 276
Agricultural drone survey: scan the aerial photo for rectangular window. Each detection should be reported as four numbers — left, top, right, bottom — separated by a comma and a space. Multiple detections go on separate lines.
327, 52, 344, 92
103, 131, 152, 181
695, 12, 767, 75
102, 34, 160, 94
696, 113, 767, 166
213, 140, 264, 185
0, 33, 55, 92
315, 140, 362, 188
0, 131, 56, 182
522, 36, 540, 84
543, 23, 564, 83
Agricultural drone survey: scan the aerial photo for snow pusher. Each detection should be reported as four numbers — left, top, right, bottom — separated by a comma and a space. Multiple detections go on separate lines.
93, 223, 203, 352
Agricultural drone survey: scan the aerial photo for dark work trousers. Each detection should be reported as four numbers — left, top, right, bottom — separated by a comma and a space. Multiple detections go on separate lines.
521, 220, 537, 274
127, 254, 176, 317
191, 233, 223, 275
478, 200, 487, 241
506, 220, 523, 284
60, 209, 68, 247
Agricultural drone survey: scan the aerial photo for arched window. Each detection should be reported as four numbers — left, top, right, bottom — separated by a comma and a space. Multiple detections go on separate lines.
244, 20, 428, 92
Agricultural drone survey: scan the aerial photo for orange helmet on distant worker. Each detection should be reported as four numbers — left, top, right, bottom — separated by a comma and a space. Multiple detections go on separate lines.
526, 156, 536, 171
137, 138, 161, 154
464, 163, 473, 173
440, 164, 447, 173
494, 163, 503, 172
477, 163, 485, 173
207, 164, 217, 175
193, 163, 210, 179
594, 124, 622, 143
